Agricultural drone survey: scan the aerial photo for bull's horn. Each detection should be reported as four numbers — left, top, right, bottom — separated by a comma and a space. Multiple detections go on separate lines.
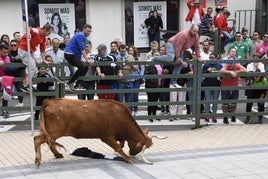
140, 145, 153, 165
151, 134, 168, 140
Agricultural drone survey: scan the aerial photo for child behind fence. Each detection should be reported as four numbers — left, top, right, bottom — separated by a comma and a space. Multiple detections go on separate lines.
34, 65, 54, 120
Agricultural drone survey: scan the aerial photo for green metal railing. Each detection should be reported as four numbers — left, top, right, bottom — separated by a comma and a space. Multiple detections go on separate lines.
1, 58, 268, 131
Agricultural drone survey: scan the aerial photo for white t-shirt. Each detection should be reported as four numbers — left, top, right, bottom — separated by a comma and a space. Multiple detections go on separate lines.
192, 9, 201, 25
200, 51, 211, 61
246, 62, 265, 72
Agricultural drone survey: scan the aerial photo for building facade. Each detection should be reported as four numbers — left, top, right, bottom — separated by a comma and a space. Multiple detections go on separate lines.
0, 0, 266, 50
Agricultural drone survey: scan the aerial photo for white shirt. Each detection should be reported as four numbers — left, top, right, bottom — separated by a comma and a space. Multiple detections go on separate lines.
192, 9, 201, 25
246, 62, 265, 72
45, 48, 65, 64
200, 51, 211, 61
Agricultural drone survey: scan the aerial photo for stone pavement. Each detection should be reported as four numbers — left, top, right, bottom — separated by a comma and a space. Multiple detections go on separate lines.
1, 124, 268, 178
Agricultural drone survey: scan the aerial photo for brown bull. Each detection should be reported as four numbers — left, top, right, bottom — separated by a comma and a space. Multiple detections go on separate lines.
34, 98, 163, 168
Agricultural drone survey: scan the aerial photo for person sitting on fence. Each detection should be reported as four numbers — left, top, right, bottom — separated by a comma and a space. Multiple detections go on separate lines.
244, 69, 267, 124
202, 52, 222, 123
152, 24, 200, 88
18, 23, 53, 92
0, 41, 11, 119
214, 10, 232, 54
219, 56, 247, 124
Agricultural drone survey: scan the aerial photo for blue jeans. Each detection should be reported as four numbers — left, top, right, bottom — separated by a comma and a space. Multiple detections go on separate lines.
221, 31, 232, 51
221, 90, 239, 106
116, 82, 134, 111
153, 42, 185, 84
132, 80, 140, 112
148, 29, 160, 46
204, 89, 220, 114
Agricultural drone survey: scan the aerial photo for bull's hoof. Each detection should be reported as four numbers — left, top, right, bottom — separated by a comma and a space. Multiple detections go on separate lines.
55, 153, 64, 158
35, 159, 40, 169
125, 158, 134, 164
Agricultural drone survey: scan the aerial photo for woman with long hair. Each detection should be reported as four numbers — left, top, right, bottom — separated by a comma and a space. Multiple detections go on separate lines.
50, 12, 63, 36
127, 45, 144, 116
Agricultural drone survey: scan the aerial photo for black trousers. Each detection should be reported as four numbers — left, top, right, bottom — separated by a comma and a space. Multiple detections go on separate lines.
246, 90, 265, 114
64, 53, 88, 85
35, 96, 54, 120
147, 92, 160, 116
77, 81, 95, 100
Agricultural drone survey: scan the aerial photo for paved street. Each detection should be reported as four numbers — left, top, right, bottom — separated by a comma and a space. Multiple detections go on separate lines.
1, 89, 268, 178
1, 125, 268, 178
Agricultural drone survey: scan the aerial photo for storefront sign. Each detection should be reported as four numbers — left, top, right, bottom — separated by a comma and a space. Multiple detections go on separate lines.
133, 1, 167, 48
215, 0, 227, 6
39, 3, 75, 40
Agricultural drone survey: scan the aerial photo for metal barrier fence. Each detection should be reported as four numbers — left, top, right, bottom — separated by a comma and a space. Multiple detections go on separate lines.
234, 10, 268, 36
1, 58, 268, 131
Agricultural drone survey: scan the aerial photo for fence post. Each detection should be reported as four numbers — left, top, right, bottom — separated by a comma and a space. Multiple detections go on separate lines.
213, 29, 221, 58
58, 64, 65, 98
192, 60, 201, 128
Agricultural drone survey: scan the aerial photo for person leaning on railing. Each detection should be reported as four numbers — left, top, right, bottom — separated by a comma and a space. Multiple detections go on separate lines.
202, 52, 222, 123
219, 57, 247, 124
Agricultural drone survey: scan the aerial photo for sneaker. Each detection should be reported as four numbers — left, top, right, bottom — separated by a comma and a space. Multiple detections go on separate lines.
20, 85, 30, 93
65, 83, 75, 92
74, 85, 86, 91
231, 116, 236, 122
165, 112, 171, 116
204, 117, 209, 122
54, 76, 65, 84
134, 111, 138, 116
148, 119, 153, 122
212, 117, 217, 123
15, 103, 24, 107
2, 111, 9, 119
244, 116, 250, 124
258, 119, 263, 124
165, 109, 171, 115
20, 85, 38, 92
0, 116, 5, 122
160, 110, 165, 115
131, 111, 135, 116
223, 117, 229, 124
171, 84, 182, 88
169, 118, 174, 121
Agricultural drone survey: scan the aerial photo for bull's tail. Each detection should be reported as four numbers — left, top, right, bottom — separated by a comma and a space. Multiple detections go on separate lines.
39, 101, 66, 151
